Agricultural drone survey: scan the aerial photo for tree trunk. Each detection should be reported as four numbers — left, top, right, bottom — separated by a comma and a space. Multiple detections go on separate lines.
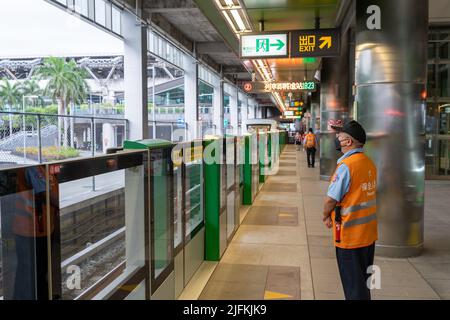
8, 104, 13, 137
70, 102, 74, 148
58, 98, 64, 148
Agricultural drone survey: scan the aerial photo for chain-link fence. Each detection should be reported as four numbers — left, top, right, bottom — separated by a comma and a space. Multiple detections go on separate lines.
0, 111, 128, 169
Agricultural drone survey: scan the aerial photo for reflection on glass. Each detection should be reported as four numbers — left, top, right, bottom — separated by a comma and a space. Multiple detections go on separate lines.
226, 139, 235, 189
226, 193, 235, 238
0, 166, 57, 300
185, 158, 203, 238
174, 166, 182, 249
58, 169, 126, 300
151, 150, 171, 278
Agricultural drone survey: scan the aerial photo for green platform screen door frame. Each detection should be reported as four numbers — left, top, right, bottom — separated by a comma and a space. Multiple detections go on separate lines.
149, 147, 174, 295
204, 138, 226, 261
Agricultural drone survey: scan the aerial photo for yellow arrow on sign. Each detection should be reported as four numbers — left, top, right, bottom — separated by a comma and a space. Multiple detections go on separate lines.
319, 36, 332, 49
264, 290, 293, 300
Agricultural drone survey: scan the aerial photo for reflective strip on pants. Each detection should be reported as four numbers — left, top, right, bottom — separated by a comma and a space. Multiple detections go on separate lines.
343, 213, 377, 228
342, 199, 377, 216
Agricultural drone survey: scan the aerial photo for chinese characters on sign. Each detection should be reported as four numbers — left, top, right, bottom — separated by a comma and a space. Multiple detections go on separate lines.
298, 35, 316, 52
240, 33, 289, 58
242, 81, 316, 93
263, 82, 316, 91
291, 29, 340, 58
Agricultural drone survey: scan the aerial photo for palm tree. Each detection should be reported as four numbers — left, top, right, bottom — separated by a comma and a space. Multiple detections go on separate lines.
22, 79, 44, 107
0, 79, 23, 137
34, 57, 89, 147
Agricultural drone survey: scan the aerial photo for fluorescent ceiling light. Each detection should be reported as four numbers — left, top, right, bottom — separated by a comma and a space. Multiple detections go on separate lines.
222, 10, 238, 34
224, 0, 235, 7
230, 9, 246, 31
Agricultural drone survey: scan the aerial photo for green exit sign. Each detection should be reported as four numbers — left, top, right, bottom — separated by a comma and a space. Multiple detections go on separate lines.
240, 33, 289, 59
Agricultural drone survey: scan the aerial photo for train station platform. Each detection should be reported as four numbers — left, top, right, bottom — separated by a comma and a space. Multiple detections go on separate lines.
179, 145, 450, 300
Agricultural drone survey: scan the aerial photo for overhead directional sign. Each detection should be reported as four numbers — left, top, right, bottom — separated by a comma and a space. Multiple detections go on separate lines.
290, 28, 340, 58
284, 111, 294, 116
240, 33, 289, 59
242, 81, 316, 93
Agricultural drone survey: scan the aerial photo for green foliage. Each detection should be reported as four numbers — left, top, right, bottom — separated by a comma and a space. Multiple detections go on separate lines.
15, 146, 80, 160
0, 79, 22, 109
34, 57, 89, 113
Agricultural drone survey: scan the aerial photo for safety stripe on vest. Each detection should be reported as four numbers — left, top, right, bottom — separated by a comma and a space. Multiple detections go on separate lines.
343, 213, 377, 228
342, 199, 377, 216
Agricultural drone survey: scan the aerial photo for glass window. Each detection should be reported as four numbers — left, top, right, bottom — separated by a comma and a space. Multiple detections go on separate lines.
184, 142, 204, 240
173, 165, 183, 250
112, 6, 121, 34
438, 64, 450, 97
95, 0, 106, 27
150, 148, 173, 286
0, 166, 51, 300
198, 80, 214, 136
74, 0, 89, 16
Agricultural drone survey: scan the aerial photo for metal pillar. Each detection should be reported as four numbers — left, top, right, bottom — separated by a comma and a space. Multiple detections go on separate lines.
319, 30, 351, 181
230, 86, 238, 135
184, 54, 198, 140
123, 10, 148, 140
355, 0, 428, 257
213, 77, 224, 136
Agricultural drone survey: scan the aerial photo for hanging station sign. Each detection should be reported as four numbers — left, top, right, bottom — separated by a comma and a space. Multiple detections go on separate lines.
240, 33, 289, 59
290, 28, 341, 58
240, 29, 340, 59
242, 81, 316, 93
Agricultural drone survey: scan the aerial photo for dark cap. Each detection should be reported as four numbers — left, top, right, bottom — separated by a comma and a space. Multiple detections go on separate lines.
331, 120, 366, 144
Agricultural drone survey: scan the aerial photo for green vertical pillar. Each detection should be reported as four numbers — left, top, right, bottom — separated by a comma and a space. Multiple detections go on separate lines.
203, 139, 221, 261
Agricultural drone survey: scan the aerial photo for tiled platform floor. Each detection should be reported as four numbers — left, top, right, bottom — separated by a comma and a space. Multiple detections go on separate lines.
188, 145, 449, 300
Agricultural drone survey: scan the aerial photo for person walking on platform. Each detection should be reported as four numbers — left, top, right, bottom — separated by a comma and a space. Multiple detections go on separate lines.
295, 131, 303, 151
303, 128, 318, 168
322, 120, 377, 300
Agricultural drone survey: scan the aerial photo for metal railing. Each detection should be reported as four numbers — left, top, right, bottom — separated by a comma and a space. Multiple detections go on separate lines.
0, 111, 129, 168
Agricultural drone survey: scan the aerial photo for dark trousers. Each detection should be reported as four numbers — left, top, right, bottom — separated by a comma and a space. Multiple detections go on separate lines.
13, 235, 49, 300
306, 147, 316, 167
336, 243, 375, 300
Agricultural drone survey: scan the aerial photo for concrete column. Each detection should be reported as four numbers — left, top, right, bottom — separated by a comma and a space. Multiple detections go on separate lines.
241, 96, 249, 134
102, 122, 115, 153
229, 86, 238, 135
184, 54, 198, 140
355, 0, 428, 257
213, 78, 223, 136
248, 99, 255, 119
319, 30, 351, 180
123, 10, 148, 140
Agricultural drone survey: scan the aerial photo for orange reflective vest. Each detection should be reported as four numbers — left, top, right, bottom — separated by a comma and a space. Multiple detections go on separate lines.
12, 167, 58, 237
305, 133, 316, 148
331, 152, 378, 249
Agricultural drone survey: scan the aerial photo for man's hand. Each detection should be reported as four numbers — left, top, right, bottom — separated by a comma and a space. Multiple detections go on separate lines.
322, 196, 338, 229
323, 216, 333, 229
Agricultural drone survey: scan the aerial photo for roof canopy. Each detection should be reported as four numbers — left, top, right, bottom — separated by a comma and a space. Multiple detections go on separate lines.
0, 0, 123, 59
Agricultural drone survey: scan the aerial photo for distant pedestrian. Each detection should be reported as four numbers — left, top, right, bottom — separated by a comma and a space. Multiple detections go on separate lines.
303, 128, 318, 168
295, 132, 302, 150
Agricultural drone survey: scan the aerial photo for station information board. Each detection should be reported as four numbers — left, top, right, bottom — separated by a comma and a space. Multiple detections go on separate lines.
243, 81, 316, 93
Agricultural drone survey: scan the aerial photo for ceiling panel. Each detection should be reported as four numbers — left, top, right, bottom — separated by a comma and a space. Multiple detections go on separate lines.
243, 0, 341, 31
242, 0, 341, 83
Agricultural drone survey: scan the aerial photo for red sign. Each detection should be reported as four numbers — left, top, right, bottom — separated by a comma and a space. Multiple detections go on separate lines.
243, 82, 253, 93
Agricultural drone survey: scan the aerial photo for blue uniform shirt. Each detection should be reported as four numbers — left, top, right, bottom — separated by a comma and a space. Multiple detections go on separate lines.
327, 148, 364, 202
